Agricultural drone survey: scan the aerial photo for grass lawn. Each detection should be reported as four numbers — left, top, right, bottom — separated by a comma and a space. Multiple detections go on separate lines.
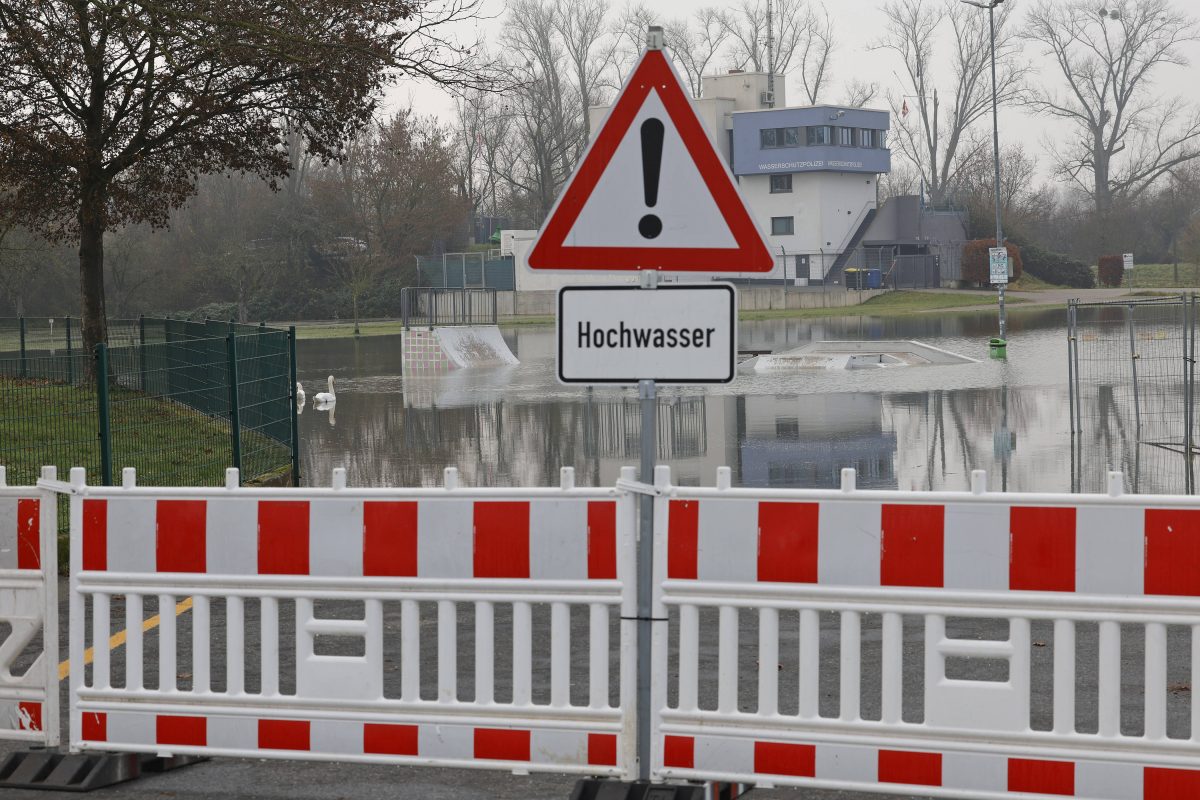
0, 378, 287, 488
1092, 262, 1200, 289
741, 290, 1028, 320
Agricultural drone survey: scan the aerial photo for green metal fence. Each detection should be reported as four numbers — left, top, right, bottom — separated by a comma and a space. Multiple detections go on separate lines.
0, 317, 299, 487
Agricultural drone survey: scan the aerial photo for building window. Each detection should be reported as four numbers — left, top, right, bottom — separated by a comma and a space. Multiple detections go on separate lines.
859, 129, 875, 148
769, 174, 793, 193
761, 127, 800, 149
838, 126, 855, 146
877, 130, 888, 149
771, 216, 794, 235
806, 126, 831, 146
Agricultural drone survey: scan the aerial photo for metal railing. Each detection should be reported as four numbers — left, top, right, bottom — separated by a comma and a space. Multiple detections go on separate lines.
401, 288, 498, 329
0, 317, 298, 487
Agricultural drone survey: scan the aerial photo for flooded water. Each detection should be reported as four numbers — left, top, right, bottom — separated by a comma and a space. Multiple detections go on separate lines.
295, 306, 1184, 495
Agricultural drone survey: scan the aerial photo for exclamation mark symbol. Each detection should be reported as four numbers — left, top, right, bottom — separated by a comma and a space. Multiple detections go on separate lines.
638, 118, 664, 239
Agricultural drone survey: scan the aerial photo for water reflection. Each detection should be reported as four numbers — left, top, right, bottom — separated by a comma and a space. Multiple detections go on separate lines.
296, 310, 1191, 495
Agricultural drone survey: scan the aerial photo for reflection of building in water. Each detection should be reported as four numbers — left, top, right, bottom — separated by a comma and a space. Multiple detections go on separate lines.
737, 394, 897, 489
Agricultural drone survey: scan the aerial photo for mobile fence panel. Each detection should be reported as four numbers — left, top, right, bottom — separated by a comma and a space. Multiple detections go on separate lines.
0, 466, 60, 746
649, 465, 1200, 799
60, 466, 636, 777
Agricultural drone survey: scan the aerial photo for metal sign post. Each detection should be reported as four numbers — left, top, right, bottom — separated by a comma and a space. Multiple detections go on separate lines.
535, 26, 764, 796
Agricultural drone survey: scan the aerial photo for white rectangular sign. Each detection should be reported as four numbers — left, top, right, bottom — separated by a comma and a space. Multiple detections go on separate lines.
1124, 252, 1134, 270
557, 284, 737, 384
989, 247, 1009, 285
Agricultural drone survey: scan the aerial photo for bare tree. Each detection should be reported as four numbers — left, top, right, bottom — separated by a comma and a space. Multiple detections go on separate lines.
722, 0, 808, 77
664, 9, 732, 97
553, 0, 616, 139
609, 2, 660, 87
796, 4, 835, 104
957, 143, 1057, 237
1024, 0, 1200, 241
874, 0, 1026, 206
843, 78, 880, 108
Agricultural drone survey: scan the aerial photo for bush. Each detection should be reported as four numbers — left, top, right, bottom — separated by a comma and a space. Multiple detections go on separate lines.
1098, 254, 1124, 287
962, 239, 1023, 285
1018, 241, 1095, 288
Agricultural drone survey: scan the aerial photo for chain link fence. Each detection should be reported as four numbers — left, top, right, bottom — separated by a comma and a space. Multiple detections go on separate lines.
0, 317, 299, 487
1068, 295, 1196, 494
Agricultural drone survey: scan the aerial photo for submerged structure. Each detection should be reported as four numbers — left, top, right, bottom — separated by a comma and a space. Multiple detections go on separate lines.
743, 340, 977, 372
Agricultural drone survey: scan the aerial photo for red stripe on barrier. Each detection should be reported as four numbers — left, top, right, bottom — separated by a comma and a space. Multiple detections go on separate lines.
1144, 509, 1200, 596
363, 723, 418, 756
587, 501, 617, 580
587, 733, 618, 766
881, 504, 944, 587
753, 740, 815, 777
363, 501, 418, 577
1010, 507, 1076, 592
156, 500, 206, 573
474, 728, 530, 761
878, 749, 941, 787
18, 702, 40, 732
83, 499, 107, 571
757, 501, 818, 583
16, 498, 39, 570
258, 719, 310, 751
663, 735, 694, 769
1008, 758, 1074, 796
82, 712, 106, 742
156, 715, 206, 747
668, 500, 699, 580
473, 502, 530, 578
258, 501, 309, 575
1145, 766, 1200, 799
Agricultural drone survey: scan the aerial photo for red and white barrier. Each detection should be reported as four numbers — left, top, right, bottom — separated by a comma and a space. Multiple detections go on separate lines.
0, 467, 59, 746
649, 466, 1200, 800
67, 466, 637, 777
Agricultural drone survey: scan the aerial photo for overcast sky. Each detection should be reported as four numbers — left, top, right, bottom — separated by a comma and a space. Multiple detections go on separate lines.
385, 0, 1200, 186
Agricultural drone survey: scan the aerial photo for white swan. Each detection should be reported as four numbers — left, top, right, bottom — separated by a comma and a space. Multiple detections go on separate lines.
295, 382, 305, 408
314, 375, 336, 405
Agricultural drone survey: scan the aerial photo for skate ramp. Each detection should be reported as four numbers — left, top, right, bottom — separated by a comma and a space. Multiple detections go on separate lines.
435, 325, 519, 368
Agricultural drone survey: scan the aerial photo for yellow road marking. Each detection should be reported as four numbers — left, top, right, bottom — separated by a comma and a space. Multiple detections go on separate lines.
58, 597, 194, 681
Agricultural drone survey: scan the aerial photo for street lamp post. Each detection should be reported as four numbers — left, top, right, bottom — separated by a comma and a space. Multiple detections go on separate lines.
963, 0, 1006, 343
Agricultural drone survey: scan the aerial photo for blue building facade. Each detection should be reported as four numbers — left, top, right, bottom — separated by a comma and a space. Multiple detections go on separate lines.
730, 106, 891, 177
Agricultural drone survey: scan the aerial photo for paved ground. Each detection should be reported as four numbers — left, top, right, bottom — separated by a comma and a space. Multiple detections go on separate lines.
2, 579, 1189, 800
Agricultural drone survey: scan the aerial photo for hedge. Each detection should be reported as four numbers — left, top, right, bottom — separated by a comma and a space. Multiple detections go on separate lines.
962, 239, 1023, 284
1019, 241, 1095, 288
1098, 254, 1124, 287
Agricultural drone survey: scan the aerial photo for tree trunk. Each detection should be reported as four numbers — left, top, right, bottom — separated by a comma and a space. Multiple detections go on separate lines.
78, 183, 108, 352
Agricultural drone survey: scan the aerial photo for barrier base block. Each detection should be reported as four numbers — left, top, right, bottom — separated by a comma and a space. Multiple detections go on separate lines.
0, 750, 205, 792
570, 779, 708, 799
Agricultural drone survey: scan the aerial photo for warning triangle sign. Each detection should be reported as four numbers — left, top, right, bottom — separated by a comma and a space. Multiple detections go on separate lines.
528, 47, 774, 273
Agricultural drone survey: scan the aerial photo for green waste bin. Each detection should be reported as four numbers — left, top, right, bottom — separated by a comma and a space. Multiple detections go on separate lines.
989, 337, 1007, 359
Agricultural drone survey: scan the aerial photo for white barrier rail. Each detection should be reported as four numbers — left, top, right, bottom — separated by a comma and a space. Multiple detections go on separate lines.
0, 466, 59, 746
650, 466, 1200, 800
62, 466, 637, 778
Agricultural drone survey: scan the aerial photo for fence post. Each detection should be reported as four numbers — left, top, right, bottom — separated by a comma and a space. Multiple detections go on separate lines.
65, 317, 75, 384
288, 326, 301, 487
18, 317, 26, 378
95, 343, 113, 486
226, 333, 243, 481
1128, 304, 1142, 430
138, 314, 147, 392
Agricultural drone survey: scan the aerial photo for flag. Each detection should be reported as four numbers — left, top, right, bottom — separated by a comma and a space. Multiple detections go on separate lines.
901, 99, 910, 119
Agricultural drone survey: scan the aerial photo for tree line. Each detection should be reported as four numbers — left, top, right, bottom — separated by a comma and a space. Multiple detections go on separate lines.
1, 0, 1199, 339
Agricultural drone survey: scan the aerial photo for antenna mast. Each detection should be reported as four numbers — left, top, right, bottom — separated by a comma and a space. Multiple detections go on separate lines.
766, 0, 775, 107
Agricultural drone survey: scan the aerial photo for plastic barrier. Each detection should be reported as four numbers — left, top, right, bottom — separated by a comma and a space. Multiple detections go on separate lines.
0, 466, 59, 746
62, 466, 635, 777
648, 466, 1200, 799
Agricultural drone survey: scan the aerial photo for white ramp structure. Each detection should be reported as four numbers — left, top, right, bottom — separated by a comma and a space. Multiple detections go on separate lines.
400, 288, 519, 374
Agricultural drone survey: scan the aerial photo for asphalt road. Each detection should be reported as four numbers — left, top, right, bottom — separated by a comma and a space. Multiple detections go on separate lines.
2, 578, 1190, 800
